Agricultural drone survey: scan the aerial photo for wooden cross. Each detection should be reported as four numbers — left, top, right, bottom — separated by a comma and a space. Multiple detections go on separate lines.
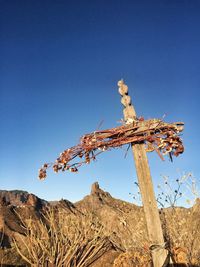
40, 80, 184, 266
118, 79, 168, 267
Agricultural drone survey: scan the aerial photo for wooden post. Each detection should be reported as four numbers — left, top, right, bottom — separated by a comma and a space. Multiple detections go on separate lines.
118, 80, 168, 267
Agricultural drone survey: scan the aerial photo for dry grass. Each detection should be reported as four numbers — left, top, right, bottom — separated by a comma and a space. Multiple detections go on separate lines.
13, 208, 112, 267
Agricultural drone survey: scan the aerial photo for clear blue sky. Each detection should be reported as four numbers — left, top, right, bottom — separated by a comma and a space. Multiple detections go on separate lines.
0, 0, 199, 204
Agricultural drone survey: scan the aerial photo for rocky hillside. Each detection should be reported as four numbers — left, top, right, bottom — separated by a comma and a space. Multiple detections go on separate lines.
0, 190, 48, 208
0, 183, 200, 266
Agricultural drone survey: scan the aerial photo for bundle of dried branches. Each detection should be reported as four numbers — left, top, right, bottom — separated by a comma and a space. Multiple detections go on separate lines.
39, 118, 184, 180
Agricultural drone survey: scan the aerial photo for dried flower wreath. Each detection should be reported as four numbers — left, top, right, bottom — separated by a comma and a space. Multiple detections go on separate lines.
38, 118, 184, 180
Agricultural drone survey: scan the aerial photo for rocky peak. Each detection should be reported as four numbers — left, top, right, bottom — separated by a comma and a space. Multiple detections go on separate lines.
91, 182, 100, 194
90, 182, 111, 199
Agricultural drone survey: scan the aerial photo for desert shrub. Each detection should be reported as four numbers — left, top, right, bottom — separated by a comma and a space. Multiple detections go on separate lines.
156, 172, 199, 208
13, 208, 112, 267
156, 173, 200, 265
131, 172, 200, 265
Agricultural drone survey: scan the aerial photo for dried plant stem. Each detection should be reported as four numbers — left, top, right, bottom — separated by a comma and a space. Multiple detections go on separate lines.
13, 209, 112, 267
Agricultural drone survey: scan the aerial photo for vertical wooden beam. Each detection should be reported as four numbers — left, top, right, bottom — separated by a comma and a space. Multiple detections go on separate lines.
118, 80, 168, 267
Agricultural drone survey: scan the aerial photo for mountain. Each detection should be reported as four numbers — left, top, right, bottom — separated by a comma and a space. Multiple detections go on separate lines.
0, 183, 200, 266
0, 190, 47, 208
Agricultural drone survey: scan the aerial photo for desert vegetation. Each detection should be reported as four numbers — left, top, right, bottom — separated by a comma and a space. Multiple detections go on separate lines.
156, 173, 200, 266
13, 208, 114, 267
0, 176, 200, 266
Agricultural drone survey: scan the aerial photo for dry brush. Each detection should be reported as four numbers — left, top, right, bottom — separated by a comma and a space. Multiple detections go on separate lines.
13, 208, 113, 267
